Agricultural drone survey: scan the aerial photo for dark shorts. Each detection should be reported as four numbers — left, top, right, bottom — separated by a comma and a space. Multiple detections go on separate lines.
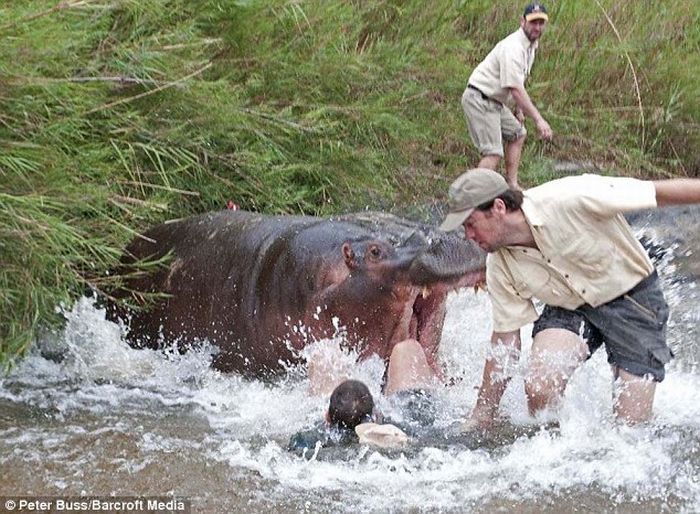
287, 423, 357, 455
532, 271, 673, 381
388, 389, 437, 431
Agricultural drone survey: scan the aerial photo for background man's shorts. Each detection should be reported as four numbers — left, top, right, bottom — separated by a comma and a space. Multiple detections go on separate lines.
531, 271, 673, 381
461, 88, 526, 157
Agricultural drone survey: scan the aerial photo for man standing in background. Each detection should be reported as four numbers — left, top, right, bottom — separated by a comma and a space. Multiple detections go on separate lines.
462, 3, 553, 188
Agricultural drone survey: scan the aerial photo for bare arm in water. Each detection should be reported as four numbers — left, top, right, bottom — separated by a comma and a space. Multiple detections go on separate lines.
468, 330, 522, 428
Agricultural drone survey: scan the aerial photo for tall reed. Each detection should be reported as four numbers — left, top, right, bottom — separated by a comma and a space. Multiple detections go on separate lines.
0, 0, 697, 366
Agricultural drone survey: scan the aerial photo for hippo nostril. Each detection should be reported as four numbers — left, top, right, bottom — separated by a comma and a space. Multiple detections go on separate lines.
402, 230, 428, 248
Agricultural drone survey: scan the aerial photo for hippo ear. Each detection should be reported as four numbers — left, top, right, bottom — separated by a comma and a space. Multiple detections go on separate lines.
342, 242, 357, 269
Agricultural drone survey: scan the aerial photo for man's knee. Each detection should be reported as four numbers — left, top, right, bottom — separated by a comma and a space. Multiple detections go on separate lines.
525, 328, 588, 413
612, 366, 656, 423
389, 339, 423, 362
506, 132, 526, 148
524, 369, 564, 413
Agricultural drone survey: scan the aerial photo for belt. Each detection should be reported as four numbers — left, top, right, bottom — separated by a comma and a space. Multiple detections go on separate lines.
467, 84, 501, 105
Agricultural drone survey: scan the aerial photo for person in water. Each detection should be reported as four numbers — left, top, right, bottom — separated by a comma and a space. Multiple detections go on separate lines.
289, 339, 439, 453
288, 378, 411, 452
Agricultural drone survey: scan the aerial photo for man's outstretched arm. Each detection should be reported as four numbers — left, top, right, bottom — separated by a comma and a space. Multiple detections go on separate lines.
653, 178, 700, 206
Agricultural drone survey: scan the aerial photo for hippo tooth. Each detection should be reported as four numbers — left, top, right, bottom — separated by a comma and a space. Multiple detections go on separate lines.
421, 286, 431, 299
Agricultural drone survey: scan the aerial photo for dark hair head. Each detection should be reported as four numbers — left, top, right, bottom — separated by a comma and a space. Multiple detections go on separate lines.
328, 379, 374, 429
475, 188, 524, 213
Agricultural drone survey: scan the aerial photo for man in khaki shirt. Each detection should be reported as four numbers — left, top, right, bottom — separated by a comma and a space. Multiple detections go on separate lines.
462, 3, 553, 188
440, 168, 700, 426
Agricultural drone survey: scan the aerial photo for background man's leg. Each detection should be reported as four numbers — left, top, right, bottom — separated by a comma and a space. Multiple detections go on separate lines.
504, 134, 526, 189
477, 154, 501, 171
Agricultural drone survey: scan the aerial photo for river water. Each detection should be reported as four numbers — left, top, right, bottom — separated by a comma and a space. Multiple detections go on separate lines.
1, 207, 698, 513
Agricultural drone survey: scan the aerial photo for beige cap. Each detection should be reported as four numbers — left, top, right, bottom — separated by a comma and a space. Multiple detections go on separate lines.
439, 168, 509, 232
355, 422, 409, 448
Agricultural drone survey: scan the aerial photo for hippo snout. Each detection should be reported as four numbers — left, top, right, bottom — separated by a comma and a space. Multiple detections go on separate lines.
408, 235, 486, 285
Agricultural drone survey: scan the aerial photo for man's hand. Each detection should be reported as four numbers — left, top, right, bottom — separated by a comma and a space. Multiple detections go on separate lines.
536, 118, 553, 140
509, 86, 553, 140
515, 108, 525, 123
305, 341, 354, 396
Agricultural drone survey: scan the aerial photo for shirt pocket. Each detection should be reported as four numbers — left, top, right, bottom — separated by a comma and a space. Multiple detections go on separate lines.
624, 283, 670, 327
511, 264, 551, 300
558, 231, 614, 277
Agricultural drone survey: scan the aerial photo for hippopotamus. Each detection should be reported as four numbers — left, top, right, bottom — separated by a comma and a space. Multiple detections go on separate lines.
105, 210, 486, 377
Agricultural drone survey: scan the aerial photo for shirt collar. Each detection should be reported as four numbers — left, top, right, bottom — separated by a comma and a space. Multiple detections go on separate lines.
517, 28, 539, 51
521, 194, 544, 227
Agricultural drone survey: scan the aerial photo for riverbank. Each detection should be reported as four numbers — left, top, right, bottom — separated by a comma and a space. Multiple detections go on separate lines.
1, 0, 698, 365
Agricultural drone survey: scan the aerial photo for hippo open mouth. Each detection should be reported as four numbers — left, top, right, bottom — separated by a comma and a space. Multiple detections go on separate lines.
397, 262, 487, 372
405, 233, 486, 359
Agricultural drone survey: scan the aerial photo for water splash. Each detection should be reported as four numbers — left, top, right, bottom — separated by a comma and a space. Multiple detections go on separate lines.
1, 250, 699, 512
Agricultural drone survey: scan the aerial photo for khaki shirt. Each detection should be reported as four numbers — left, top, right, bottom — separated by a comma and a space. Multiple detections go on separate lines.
488, 175, 657, 332
468, 28, 538, 105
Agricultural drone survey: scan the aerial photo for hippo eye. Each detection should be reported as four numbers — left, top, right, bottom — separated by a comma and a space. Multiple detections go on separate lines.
368, 245, 383, 259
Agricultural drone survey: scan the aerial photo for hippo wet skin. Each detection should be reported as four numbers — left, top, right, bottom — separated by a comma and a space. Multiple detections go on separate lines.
106, 210, 486, 377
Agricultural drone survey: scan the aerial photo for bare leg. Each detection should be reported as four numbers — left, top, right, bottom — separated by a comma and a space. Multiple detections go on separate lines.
383, 339, 438, 396
525, 328, 588, 415
477, 154, 501, 172
504, 134, 526, 189
612, 367, 656, 424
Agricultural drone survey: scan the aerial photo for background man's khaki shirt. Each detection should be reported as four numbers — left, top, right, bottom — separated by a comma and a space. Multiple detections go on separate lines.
488, 175, 657, 332
467, 28, 537, 105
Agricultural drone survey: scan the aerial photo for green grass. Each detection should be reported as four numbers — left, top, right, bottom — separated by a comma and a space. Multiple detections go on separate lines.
0, 0, 698, 368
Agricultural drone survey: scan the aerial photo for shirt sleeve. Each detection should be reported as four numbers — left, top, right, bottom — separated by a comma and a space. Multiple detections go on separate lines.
498, 41, 526, 89
572, 175, 658, 217
487, 253, 539, 332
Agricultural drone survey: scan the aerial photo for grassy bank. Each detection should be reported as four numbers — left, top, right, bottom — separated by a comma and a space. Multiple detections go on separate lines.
1, 0, 698, 367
